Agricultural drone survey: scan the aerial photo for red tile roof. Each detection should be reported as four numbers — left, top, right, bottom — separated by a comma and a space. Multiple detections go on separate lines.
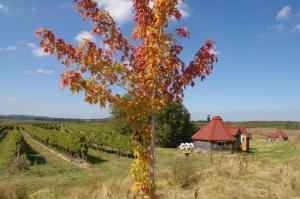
229, 126, 251, 138
229, 126, 240, 137
192, 116, 236, 141
266, 129, 288, 138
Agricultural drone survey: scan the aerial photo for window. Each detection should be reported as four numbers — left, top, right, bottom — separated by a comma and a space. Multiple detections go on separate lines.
216, 141, 225, 147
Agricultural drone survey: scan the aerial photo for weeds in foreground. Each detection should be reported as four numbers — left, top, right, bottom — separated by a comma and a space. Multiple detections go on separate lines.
170, 155, 200, 188
63, 180, 136, 199
9, 155, 29, 173
0, 183, 29, 199
276, 163, 300, 198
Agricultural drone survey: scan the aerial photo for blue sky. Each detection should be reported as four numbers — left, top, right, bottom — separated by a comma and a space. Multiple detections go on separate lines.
1, 0, 300, 121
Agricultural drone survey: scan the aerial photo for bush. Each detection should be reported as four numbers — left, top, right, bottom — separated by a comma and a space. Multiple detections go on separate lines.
9, 155, 29, 173
170, 156, 199, 187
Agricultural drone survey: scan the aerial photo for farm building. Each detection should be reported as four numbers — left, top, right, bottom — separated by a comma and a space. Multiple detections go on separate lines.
266, 129, 288, 141
192, 116, 251, 153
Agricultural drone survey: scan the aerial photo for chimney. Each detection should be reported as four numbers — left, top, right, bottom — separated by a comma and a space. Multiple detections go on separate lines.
207, 115, 211, 123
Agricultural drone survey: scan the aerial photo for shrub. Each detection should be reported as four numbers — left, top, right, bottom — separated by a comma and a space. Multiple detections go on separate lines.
170, 156, 199, 188
9, 155, 29, 173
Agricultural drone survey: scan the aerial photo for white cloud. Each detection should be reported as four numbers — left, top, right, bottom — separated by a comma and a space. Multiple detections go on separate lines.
7, 97, 17, 101
92, 0, 188, 24
32, 48, 49, 57
149, 1, 154, 9
177, 0, 190, 18
268, 24, 285, 31
276, 6, 291, 20
0, 46, 17, 52
6, 46, 16, 51
25, 69, 54, 75
94, 0, 133, 24
26, 42, 49, 57
293, 23, 300, 31
75, 31, 95, 43
0, 4, 8, 12
37, 69, 54, 75
209, 48, 220, 56
17, 40, 26, 44
148, 0, 189, 18
276, 24, 285, 31
26, 42, 36, 48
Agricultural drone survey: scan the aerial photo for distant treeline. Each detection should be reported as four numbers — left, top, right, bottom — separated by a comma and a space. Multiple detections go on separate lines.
0, 115, 110, 123
191, 121, 300, 130
227, 121, 300, 130
2, 115, 300, 130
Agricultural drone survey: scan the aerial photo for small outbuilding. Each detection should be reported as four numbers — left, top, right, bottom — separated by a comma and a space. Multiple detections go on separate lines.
192, 116, 250, 153
266, 129, 288, 141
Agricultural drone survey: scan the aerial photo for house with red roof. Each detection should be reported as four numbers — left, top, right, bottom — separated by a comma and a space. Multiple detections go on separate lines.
192, 116, 250, 153
266, 129, 288, 141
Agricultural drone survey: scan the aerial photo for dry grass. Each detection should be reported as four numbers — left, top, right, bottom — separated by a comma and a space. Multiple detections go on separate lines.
62, 179, 134, 199
0, 183, 29, 199
153, 130, 300, 199
273, 163, 300, 198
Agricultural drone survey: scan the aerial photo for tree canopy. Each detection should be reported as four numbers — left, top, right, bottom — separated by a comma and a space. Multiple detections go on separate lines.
156, 102, 194, 148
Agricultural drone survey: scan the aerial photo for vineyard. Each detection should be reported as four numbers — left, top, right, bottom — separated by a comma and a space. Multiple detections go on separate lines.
1, 122, 134, 162
25, 126, 89, 160
0, 121, 134, 174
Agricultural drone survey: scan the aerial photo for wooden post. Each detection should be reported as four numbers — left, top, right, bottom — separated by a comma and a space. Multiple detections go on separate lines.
149, 113, 157, 199
17, 146, 20, 160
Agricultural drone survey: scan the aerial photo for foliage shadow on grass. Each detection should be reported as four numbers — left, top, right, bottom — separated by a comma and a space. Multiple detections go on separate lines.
0, 130, 8, 143
87, 154, 107, 165
24, 139, 47, 165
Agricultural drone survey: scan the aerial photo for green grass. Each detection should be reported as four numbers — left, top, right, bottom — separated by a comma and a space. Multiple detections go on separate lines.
0, 131, 13, 171
0, 129, 21, 172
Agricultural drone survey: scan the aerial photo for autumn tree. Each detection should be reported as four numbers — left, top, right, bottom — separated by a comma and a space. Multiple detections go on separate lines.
35, 0, 217, 198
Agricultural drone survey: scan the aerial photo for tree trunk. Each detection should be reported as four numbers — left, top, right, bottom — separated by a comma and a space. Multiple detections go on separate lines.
17, 147, 20, 160
149, 113, 157, 199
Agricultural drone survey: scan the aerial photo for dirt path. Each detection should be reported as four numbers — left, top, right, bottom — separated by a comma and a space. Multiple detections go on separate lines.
22, 131, 91, 169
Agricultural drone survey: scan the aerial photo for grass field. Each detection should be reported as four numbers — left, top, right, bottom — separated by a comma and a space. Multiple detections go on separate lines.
0, 123, 299, 199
